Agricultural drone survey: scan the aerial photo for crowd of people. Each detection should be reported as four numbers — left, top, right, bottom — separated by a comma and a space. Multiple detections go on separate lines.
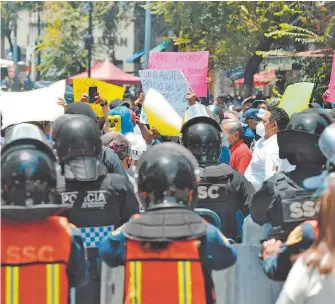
1, 81, 335, 304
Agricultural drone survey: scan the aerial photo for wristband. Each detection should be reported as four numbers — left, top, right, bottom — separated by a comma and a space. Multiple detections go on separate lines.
100, 101, 108, 107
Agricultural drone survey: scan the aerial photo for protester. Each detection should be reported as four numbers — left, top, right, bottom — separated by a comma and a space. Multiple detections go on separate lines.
252, 99, 269, 110
101, 131, 138, 192
223, 119, 252, 174
1, 123, 86, 302
52, 114, 139, 304
99, 143, 237, 304
276, 173, 335, 304
244, 107, 295, 192
181, 104, 255, 239
239, 96, 254, 120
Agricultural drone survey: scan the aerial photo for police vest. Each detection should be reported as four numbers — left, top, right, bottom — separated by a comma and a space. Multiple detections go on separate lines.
197, 165, 239, 238
1, 216, 71, 304
124, 239, 207, 304
275, 173, 319, 231
58, 176, 117, 255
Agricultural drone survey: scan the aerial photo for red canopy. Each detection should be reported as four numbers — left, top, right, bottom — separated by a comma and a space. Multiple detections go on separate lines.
67, 60, 141, 85
234, 69, 276, 86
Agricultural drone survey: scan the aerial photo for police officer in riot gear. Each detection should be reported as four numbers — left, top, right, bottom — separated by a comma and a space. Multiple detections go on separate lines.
52, 114, 139, 304
181, 103, 255, 240
99, 143, 237, 304
207, 104, 224, 123
1, 123, 86, 301
249, 109, 334, 280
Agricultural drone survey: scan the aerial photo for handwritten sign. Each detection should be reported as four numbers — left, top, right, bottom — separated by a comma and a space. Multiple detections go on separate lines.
73, 78, 125, 117
139, 69, 189, 124
148, 51, 209, 97
328, 55, 335, 103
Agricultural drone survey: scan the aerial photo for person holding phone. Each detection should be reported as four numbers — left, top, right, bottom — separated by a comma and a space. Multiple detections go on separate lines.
79, 86, 110, 134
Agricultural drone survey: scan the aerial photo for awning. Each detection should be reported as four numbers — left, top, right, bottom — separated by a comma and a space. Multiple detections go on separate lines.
234, 69, 276, 86
126, 40, 171, 64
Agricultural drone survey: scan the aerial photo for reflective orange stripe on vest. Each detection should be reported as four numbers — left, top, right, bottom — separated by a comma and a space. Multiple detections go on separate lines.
125, 239, 206, 304
1, 216, 71, 304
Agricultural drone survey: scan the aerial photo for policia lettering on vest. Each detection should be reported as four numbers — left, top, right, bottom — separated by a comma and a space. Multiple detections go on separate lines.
99, 143, 237, 304
52, 114, 139, 304
1, 124, 86, 304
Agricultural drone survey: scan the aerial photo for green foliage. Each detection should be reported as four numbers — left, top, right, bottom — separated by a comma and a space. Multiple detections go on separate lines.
288, 56, 332, 103
151, 1, 334, 74
36, 1, 133, 80
1, 1, 37, 49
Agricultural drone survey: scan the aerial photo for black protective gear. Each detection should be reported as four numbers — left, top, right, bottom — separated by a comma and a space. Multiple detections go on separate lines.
181, 104, 222, 167
278, 109, 333, 165
207, 104, 224, 122
1, 123, 67, 221
136, 142, 199, 211
52, 114, 104, 181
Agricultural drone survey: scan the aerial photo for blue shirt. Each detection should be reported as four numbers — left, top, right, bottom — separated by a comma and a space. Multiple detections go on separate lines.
99, 223, 237, 272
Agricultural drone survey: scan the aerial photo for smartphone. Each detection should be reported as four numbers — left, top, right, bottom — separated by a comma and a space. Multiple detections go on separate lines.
88, 86, 98, 103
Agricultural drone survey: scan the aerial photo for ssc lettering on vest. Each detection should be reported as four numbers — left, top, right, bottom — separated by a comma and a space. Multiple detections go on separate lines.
290, 201, 320, 218
5, 246, 54, 263
61, 190, 107, 208
198, 185, 220, 200
282, 199, 320, 222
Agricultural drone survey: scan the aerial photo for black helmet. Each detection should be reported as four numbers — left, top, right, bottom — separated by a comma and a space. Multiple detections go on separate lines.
136, 142, 199, 211
181, 104, 222, 167
1, 124, 67, 221
52, 114, 104, 181
207, 104, 224, 122
278, 109, 334, 165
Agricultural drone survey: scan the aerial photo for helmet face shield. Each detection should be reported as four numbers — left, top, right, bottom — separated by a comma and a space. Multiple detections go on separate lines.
319, 124, 335, 165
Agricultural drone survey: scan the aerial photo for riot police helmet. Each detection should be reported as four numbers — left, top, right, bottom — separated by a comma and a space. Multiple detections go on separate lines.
52, 114, 105, 181
278, 109, 334, 165
1, 123, 68, 221
319, 123, 335, 165
181, 104, 222, 167
136, 142, 199, 211
207, 104, 224, 122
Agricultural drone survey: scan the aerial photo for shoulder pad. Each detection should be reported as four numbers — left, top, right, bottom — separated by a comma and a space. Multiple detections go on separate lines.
202, 164, 234, 178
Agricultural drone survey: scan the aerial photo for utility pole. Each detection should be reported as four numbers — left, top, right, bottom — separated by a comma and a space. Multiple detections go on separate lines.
144, 1, 152, 69
36, 6, 41, 81
87, 1, 93, 77
13, 15, 19, 92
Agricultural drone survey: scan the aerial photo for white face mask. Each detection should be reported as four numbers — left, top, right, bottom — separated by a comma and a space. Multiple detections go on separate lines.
256, 122, 265, 137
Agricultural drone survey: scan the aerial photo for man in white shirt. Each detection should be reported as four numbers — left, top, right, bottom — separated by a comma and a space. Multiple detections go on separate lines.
245, 107, 295, 191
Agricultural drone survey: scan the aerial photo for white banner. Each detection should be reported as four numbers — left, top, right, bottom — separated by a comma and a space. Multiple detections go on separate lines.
0, 80, 66, 129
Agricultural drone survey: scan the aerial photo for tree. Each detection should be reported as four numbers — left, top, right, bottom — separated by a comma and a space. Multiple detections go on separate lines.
151, 1, 334, 96
1, 1, 36, 56
36, 1, 133, 80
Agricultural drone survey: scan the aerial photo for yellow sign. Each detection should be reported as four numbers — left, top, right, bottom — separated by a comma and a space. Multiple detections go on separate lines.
278, 82, 314, 117
73, 78, 125, 117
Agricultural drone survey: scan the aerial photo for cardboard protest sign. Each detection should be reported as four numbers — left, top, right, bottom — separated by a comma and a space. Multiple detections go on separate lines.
139, 69, 189, 124
328, 55, 335, 103
143, 88, 182, 136
278, 82, 314, 117
148, 51, 209, 97
73, 78, 125, 117
1, 80, 66, 129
